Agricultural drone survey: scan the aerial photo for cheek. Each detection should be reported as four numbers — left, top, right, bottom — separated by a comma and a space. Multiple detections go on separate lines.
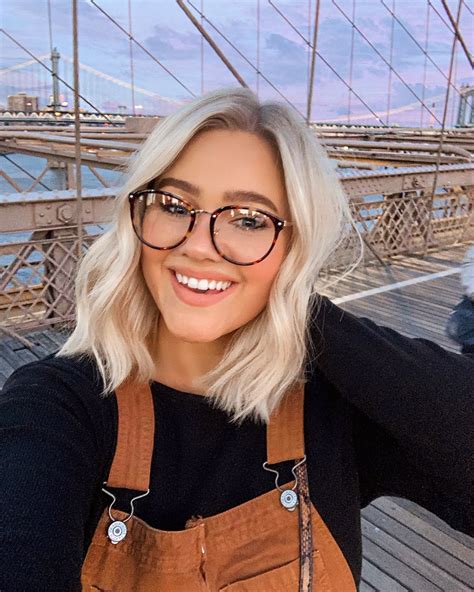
242, 244, 286, 309
140, 248, 167, 301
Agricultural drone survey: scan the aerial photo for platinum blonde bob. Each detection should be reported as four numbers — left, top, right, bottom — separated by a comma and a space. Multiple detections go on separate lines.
56, 86, 362, 425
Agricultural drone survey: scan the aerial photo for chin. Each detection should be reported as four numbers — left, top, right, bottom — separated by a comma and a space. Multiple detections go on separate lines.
168, 321, 228, 344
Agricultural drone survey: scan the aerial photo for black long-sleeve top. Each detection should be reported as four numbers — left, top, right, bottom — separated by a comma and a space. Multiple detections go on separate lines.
0, 296, 472, 591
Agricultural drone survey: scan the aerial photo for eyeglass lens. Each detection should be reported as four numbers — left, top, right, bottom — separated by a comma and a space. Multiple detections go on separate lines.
132, 192, 276, 264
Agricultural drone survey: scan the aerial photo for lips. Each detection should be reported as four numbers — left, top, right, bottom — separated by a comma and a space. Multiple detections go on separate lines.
169, 268, 238, 308
169, 266, 237, 284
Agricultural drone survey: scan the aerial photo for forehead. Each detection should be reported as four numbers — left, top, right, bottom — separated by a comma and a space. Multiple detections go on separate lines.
161, 129, 288, 215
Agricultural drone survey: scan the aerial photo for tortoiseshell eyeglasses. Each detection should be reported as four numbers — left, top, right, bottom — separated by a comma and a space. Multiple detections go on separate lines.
128, 189, 292, 266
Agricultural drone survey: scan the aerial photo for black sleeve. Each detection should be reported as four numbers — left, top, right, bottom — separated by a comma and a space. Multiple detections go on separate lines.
311, 296, 474, 536
0, 357, 109, 592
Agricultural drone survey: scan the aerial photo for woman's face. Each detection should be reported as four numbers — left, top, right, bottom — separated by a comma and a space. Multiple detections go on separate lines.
140, 128, 291, 344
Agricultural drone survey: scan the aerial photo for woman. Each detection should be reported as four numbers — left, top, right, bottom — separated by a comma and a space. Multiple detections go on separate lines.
0, 88, 472, 592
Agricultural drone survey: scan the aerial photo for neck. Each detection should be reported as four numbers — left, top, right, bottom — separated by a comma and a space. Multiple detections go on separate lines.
152, 319, 231, 395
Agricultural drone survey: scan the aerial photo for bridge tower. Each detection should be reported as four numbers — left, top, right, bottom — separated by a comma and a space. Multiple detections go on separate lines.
50, 47, 61, 111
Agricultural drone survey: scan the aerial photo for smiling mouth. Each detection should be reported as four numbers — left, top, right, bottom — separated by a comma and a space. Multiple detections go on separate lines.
169, 268, 239, 307
170, 269, 236, 294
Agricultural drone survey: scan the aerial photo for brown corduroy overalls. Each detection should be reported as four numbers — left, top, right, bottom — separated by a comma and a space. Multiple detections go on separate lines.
81, 380, 357, 591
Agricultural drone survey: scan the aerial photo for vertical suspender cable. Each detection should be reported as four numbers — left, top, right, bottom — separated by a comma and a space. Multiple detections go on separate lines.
333, 0, 440, 124
201, 0, 204, 94
256, 0, 260, 96
423, 0, 462, 255
348, 0, 356, 124
306, 0, 320, 124
420, 1, 430, 127
72, 0, 83, 264
269, 0, 382, 123
380, 0, 464, 109
64, 60, 68, 108
128, 0, 136, 115
450, 44, 458, 126
386, 0, 395, 125
47, 0, 54, 107
307, 0, 311, 101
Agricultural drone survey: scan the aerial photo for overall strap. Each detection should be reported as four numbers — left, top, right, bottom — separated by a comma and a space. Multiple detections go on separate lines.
105, 380, 155, 492
266, 382, 305, 464
267, 383, 314, 591
105, 379, 304, 486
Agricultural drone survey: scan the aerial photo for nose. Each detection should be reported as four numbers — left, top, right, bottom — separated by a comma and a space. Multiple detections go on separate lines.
178, 210, 221, 261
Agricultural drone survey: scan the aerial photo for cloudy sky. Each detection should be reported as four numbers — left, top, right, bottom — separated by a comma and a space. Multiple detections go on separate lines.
1, 0, 472, 125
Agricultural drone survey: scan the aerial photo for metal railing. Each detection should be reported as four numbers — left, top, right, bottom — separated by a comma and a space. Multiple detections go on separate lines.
1, 164, 473, 338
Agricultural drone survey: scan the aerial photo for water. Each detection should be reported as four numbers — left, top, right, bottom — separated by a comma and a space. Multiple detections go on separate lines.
1, 154, 119, 288
0, 153, 121, 194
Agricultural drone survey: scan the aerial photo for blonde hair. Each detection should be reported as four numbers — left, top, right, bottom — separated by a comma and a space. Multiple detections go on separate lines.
56, 86, 362, 425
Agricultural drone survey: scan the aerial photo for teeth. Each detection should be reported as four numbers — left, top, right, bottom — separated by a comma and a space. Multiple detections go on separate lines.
175, 272, 232, 291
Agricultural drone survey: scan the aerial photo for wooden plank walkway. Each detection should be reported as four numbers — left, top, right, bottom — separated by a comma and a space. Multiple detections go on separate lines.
318, 244, 474, 591
1, 244, 473, 591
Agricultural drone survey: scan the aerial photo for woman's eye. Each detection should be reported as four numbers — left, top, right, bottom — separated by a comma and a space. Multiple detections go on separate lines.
233, 216, 267, 230
162, 203, 189, 216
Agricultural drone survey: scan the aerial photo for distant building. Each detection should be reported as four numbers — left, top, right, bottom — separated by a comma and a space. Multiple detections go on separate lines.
7, 93, 39, 113
456, 84, 474, 127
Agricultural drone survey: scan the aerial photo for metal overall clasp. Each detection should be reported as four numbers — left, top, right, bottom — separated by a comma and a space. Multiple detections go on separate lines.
262, 455, 307, 511
101, 482, 150, 544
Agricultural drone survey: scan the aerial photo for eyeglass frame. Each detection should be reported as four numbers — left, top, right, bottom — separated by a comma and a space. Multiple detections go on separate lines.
128, 189, 293, 266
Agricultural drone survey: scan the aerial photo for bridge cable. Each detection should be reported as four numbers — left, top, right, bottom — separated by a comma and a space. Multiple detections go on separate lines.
441, 0, 473, 68
128, 0, 136, 115
257, 0, 261, 96
420, 1, 430, 128
268, 0, 385, 125
386, 0, 395, 125
332, 0, 442, 126
450, 41, 458, 127
89, 0, 195, 97
423, 0, 464, 254
306, 0, 320, 124
1, 154, 51, 191
380, 0, 465, 104
463, 0, 473, 14
347, 0, 356, 124
200, 0, 205, 94
186, 1, 301, 115
177, 1, 248, 87
72, 0, 84, 264
306, 0, 311, 103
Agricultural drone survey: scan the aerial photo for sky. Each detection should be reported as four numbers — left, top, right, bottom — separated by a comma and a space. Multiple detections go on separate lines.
1, 0, 472, 126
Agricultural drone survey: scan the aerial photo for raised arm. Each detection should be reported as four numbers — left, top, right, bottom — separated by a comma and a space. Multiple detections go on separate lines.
311, 296, 473, 535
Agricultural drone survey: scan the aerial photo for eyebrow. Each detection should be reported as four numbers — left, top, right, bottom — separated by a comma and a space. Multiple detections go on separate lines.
156, 176, 279, 213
